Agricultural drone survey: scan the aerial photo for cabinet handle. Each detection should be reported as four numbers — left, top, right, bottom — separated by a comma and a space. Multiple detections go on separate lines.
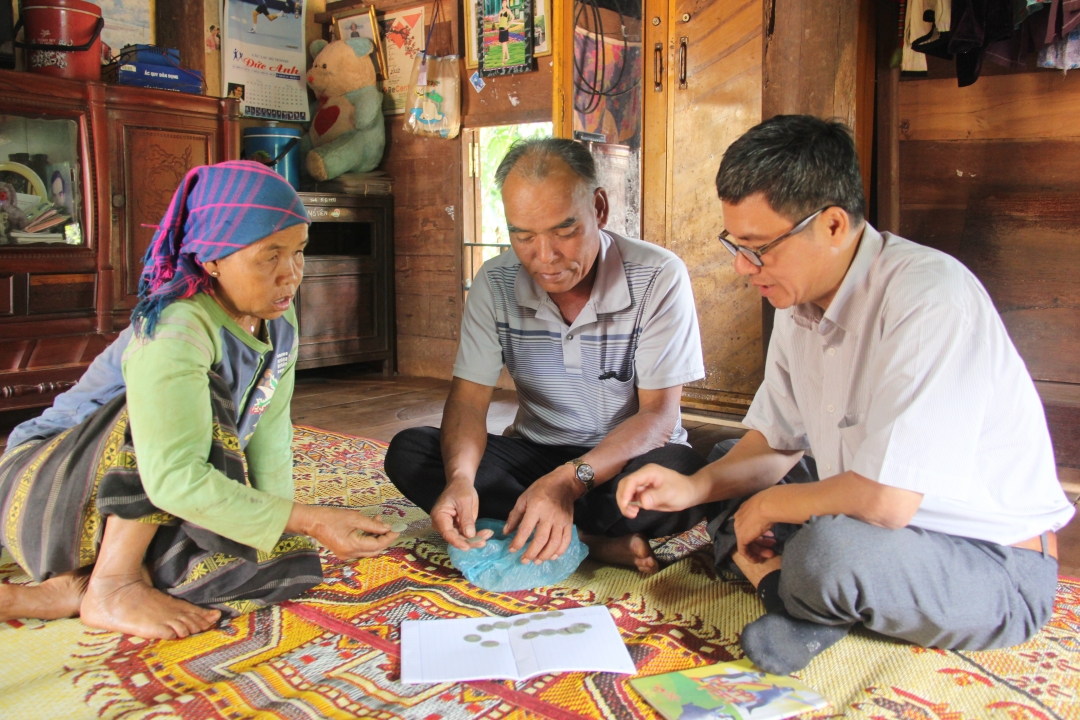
679, 37, 688, 89
653, 42, 663, 93
112, 194, 125, 208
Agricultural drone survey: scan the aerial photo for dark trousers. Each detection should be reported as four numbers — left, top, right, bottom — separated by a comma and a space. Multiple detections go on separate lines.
384, 426, 714, 538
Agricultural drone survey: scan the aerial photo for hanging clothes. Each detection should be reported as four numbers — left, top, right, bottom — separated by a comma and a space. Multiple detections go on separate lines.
1039, 25, 1080, 67
909, 0, 954, 64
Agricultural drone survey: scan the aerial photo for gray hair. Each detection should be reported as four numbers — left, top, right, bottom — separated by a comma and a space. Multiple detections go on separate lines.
715, 115, 865, 224
494, 137, 598, 193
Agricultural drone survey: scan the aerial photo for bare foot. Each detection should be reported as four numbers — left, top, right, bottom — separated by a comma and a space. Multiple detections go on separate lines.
732, 551, 782, 588
80, 572, 221, 640
0, 570, 89, 623
582, 533, 659, 575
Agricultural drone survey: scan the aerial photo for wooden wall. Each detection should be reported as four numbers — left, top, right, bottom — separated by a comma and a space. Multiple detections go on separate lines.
897, 71, 1080, 470
365, 0, 552, 379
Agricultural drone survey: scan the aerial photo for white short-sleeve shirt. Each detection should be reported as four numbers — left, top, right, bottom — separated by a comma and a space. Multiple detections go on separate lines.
454, 230, 705, 447
744, 224, 1075, 545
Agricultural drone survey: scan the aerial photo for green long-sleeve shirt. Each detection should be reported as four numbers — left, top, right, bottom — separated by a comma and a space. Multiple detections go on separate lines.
121, 293, 298, 552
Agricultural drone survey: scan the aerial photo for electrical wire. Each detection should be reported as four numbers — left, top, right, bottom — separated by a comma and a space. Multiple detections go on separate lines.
572, 0, 640, 116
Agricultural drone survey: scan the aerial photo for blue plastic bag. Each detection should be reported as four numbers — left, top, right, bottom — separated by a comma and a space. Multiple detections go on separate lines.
447, 518, 589, 592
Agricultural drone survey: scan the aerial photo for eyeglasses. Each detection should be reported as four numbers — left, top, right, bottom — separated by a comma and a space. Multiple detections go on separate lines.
717, 207, 829, 267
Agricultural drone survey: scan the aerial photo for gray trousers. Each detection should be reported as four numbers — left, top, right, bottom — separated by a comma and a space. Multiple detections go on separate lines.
707, 440, 1060, 651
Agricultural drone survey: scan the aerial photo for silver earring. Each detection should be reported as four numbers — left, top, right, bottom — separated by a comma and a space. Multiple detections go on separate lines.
211, 271, 219, 277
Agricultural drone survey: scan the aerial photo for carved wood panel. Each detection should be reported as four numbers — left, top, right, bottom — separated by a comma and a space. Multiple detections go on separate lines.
119, 126, 212, 302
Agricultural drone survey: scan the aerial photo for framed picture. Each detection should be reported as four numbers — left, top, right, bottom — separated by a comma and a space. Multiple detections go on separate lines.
478, 0, 533, 77
464, 0, 480, 68
465, 0, 545, 68
533, 0, 550, 58
377, 5, 426, 115
333, 6, 387, 77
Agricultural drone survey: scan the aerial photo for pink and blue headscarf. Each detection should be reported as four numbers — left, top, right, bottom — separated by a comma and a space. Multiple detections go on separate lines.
131, 160, 310, 338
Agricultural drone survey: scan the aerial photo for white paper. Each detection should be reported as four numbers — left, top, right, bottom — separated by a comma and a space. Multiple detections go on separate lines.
400, 605, 637, 684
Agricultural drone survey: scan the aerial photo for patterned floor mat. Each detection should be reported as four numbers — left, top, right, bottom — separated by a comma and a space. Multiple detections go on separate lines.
0, 426, 1077, 719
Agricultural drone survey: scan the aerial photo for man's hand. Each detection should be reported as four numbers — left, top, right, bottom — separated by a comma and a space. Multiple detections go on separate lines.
733, 488, 777, 562
430, 480, 493, 551
616, 463, 701, 517
291, 505, 399, 560
504, 469, 580, 564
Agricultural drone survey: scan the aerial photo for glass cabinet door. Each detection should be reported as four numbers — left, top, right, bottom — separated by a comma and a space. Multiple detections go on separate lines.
0, 113, 84, 247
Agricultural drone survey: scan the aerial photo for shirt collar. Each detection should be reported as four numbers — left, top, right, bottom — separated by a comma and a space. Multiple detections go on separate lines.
791, 223, 883, 334
514, 230, 632, 321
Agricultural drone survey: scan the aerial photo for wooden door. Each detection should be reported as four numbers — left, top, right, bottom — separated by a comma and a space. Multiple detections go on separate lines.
643, 0, 764, 414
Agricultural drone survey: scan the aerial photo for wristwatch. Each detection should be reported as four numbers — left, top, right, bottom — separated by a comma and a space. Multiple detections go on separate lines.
568, 458, 595, 492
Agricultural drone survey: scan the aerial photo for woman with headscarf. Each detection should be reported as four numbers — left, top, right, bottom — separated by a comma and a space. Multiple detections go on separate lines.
0, 161, 397, 639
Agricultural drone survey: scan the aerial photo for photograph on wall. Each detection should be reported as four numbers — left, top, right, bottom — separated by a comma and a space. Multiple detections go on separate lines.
204, 0, 224, 97
478, 0, 533, 77
377, 5, 425, 115
333, 5, 386, 77
222, 0, 308, 120
96, 0, 153, 56
533, 0, 549, 58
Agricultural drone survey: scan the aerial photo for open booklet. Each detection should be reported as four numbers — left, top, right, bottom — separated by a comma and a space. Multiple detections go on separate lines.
400, 605, 637, 684
630, 659, 830, 720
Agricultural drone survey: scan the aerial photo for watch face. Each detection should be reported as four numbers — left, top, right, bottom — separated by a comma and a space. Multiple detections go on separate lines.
576, 463, 595, 482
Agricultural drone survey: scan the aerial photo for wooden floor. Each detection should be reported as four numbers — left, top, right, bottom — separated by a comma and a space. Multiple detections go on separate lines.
1, 369, 1077, 576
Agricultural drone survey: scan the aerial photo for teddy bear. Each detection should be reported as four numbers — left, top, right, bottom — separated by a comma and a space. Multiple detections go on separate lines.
300, 37, 386, 181
0, 181, 27, 243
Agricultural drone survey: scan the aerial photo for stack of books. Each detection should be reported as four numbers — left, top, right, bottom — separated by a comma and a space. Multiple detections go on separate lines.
8, 201, 71, 243
312, 171, 394, 196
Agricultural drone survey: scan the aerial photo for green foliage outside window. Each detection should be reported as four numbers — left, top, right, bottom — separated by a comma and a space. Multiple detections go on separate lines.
478, 122, 553, 259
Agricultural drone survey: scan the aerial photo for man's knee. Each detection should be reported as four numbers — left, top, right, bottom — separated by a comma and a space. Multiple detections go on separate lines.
384, 426, 442, 487
778, 515, 886, 612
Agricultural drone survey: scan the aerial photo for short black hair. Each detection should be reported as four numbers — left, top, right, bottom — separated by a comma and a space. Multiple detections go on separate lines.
715, 115, 865, 224
494, 137, 597, 193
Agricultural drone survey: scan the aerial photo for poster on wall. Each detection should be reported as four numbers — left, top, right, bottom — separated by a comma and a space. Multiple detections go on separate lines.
96, 0, 153, 58
378, 6, 425, 115
222, 0, 309, 120
204, 0, 223, 97
478, 0, 533, 77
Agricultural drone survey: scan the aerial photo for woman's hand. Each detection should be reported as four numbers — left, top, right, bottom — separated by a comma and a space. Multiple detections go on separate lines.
287, 504, 398, 560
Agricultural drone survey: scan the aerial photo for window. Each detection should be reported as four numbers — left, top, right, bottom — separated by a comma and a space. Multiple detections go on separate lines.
461, 121, 553, 295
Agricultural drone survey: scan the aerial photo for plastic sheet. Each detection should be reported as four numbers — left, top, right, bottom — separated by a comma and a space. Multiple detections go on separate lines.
448, 518, 589, 592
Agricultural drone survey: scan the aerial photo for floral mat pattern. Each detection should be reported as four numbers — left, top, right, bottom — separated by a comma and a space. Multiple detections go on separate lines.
0, 425, 1077, 719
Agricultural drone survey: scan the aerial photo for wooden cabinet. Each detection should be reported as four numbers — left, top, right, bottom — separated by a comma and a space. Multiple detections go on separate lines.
557, 0, 765, 414
556, 0, 870, 415
296, 194, 395, 374
642, 0, 764, 414
0, 69, 238, 411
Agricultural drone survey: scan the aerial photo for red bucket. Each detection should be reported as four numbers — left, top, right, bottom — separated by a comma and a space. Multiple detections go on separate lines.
18, 0, 104, 81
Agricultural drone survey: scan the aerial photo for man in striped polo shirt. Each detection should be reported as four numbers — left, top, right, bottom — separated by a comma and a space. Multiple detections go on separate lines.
385, 138, 714, 573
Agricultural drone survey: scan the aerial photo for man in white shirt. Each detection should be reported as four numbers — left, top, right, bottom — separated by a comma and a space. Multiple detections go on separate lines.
616, 115, 1075, 674
386, 138, 712, 574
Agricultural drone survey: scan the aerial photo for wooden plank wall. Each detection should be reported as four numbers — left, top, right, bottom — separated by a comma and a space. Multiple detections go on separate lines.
898, 71, 1080, 468
305, 0, 552, 379
389, 2, 552, 378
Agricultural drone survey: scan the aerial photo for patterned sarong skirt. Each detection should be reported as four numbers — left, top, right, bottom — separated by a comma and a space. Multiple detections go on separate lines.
0, 374, 323, 617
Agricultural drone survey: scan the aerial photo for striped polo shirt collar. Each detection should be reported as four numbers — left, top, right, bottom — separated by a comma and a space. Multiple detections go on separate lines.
512, 230, 632, 328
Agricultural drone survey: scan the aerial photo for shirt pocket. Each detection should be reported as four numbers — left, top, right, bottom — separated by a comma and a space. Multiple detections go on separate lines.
837, 414, 866, 471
